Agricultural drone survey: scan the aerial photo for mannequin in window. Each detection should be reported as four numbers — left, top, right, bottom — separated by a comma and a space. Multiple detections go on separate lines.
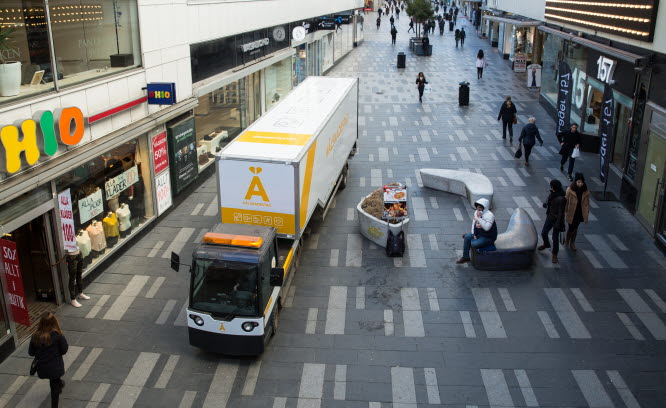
66, 246, 90, 307
86, 220, 107, 257
116, 203, 132, 238
76, 229, 92, 267
102, 211, 120, 248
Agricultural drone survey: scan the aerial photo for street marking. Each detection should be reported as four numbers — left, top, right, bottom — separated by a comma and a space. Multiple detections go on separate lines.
457, 146, 472, 161
306, 308, 318, 334
585, 234, 627, 268
347, 208, 355, 221
384, 310, 394, 336
544, 288, 591, 339
360, 177, 366, 187
415, 169, 423, 187
371, 169, 382, 186
617, 312, 645, 340
204, 197, 218, 216
401, 288, 425, 337
241, 360, 262, 396
472, 288, 507, 338
109, 352, 160, 408
582, 250, 604, 268
86, 294, 110, 319
406, 234, 426, 267
453, 208, 464, 221
179, 391, 197, 408
202, 361, 238, 408
379, 147, 389, 161
645, 289, 666, 313
617, 289, 666, 340
272, 397, 287, 408
84, 383, 111, 408
496, 146, 514, 160
608, 234, 628, 251
429, 197, 439, 209
325, 286, 347, 335
148, 241, 165, 258
425, 368, 441, 404
330, 249, 339, 267
191, 203, 204, 216
156, 299, 177, 325
571, 288, 594, 312
572, 370, 614, 408
503, 168, 526, 186
497, 176, 508, 187
607, 370, 641, 408
0, 376, 27, 408
427, 288, 439, 311
498, 288, 517, 311
155, 355, 180, 389
391, 367, 417, 408
481, 369, 514, 408
418, 147, 431, 162
307, 233, 319, 249
513, 196, 532, 208
537, 311, 560, 338
334, 365, 346, 400
72, 347, 103, 381
103, 275, 150, 320
356, 287, 365, 309
297, 363, 325, 408
369, 153, 374, 162
514, 370, 539, 407
162, 227, 196, 258
456, 129, 469, 141
411, 197, 429, 221
146, 276, 165, 299
428, 234, 438, 250
284, 285, 296, 308
450, 153, 457, 162
345, 234, 363, 267
385, 130, 394, 142
193, 228, 207, 243
460, 311, 476, 338
174, 300, 189, 326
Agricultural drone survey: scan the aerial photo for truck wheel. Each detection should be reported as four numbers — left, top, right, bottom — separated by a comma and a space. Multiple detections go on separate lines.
339, 165, 349, 190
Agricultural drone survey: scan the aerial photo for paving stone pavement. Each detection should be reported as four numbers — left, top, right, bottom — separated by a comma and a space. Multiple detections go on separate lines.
0, 13, 665, 408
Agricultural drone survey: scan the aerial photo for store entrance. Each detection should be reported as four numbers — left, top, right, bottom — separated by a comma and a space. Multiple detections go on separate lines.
5, 214, 58, 342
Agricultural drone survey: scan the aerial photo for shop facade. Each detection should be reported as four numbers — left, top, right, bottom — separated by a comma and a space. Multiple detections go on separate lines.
484, 16, 542, 65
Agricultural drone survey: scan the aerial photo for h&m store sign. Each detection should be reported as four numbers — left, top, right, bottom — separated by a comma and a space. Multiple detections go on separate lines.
0, 107, 85, 174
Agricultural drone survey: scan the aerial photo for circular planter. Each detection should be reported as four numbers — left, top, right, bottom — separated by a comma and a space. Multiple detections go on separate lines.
0, 61, 21, 97
357, 194, 409, 248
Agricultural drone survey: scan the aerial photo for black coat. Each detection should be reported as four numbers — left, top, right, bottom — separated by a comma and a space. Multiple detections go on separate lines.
29, 332, 68, 380
544, 190, 567, 230
557, 129, 581, 149
518, 123, 543, 146
498, 102, 517, 122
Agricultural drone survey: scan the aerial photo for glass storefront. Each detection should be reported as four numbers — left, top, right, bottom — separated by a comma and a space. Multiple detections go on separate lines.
265, 58, 293, 110
333, 23, 353, 62
0, 0, 141, 105
510, 26, 534, 62
54, 134, 154, 274
322, 33, 335, 73
293, 45, 307, 87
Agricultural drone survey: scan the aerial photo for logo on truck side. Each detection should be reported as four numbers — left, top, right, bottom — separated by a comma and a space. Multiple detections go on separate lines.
244, 167, 270, 205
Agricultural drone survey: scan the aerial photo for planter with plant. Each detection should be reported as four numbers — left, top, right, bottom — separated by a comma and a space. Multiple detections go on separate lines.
0, 26, 21, 97
357, 184, 410, 248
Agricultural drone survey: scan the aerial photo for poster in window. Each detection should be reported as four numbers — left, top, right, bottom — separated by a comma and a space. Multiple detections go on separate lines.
152, 131, 169, 174
78, 189, 103, 224
155, 170, 173, 216
167, 116, 199, 194
526, 64, 541, 88
514, 53, 527, 73
0, 239, 30, 327
57, 189, 78, 252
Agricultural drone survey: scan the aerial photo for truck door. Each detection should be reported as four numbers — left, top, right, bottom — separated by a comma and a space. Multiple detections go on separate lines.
259, 254, 274, 318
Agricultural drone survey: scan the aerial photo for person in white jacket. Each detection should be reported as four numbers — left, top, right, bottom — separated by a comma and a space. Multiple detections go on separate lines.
476, 49, 487, 79
456, 198, 498, 264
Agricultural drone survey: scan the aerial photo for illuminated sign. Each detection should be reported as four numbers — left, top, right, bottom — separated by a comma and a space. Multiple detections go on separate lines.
147, 82, 177, 105
0, 107, 85, 174
544, 0, 660, 41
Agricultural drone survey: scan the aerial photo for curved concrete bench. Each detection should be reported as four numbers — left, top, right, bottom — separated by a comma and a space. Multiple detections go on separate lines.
357, 194, 409, 248
420, 168, 493, 208
471, 208, 538, 271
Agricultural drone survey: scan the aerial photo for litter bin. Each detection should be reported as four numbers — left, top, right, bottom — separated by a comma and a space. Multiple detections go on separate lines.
459, 81, 470, 106
397, 52, 406, 68
449, 21, 454, 31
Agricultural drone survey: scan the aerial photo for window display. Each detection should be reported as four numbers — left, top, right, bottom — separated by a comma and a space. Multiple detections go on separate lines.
265, 58, 292, 110
55, 135, 154, 273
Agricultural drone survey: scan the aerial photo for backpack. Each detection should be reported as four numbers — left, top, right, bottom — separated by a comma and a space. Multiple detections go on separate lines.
386, 230, 405, 257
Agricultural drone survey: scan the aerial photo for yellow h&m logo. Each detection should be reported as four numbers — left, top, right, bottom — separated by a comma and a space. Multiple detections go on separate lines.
244, 167, 269, 202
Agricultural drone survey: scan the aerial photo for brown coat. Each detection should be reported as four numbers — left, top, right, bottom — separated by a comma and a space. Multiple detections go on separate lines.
565, 187, 590, 225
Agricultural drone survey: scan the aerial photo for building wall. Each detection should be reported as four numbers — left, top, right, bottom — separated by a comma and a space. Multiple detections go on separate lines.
491, 0, 545, 21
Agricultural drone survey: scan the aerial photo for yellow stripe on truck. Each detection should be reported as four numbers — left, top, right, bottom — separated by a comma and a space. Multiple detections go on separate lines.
236, 131, 313, 146
283, 248, 294, 278
221, 207, 296, 235
263, 296, 273, 317
299, 141, 317, 230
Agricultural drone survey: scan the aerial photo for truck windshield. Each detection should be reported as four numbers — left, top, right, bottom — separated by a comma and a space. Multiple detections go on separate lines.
191, 259, 258, 318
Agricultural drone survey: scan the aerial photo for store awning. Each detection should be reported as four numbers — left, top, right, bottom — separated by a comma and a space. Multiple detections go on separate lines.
539, 26, 648, 65
483, 15, 543, 27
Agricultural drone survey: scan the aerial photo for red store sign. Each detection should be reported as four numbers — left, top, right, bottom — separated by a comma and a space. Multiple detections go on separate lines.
152, 131, 169, 174
0, 239, 30, 327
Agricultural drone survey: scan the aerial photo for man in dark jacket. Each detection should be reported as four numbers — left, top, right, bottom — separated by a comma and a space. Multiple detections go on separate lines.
460, 27, 466, 45
558, 123, 582, 181
390, 26, 398, 44
390, 15, 395, 27
538, 179, 567, 263
518, 116, 544, 165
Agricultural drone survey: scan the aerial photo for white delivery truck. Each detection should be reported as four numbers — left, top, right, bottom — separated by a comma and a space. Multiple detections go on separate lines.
171, 77, 358, 355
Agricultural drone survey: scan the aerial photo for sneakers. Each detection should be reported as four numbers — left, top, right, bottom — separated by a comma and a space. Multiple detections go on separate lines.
71, 299, 82, 308
568, 174, 573, 181
78, 293, 91, 300
552, 254, 559, 264
455, 257, 471, 264
537, 244, 550, 251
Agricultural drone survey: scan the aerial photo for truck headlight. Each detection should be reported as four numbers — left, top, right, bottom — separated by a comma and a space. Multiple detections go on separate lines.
189, 314, 204, 326
242, 322, 258, 332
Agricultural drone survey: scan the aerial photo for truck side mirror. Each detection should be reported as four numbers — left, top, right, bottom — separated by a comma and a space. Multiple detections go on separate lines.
270, 268, 284, 286
170, 252, 180, 272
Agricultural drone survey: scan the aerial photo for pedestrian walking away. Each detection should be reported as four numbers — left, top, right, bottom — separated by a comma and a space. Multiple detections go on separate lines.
460, 27, 466, 46
390, 26, 397, 45
390, 15, 395, 26
29, 312, 69, 408
378, 8, 382, 17
408, 19, 415, 33
377, 17, 381, 29
454, 28, 460, 47
538, 179, 567, 263
396, 8, 400, 19
456, 198, 497, 264
439, 19, 445, 35
564, 173, 590, 251
476, 49, 487, 79
517, 116, 543, 165
415, 72, 428, 103
557, 123, 582, 180
497, 96, 517, 142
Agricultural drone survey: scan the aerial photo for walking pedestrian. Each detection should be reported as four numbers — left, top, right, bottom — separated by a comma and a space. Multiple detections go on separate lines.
476, 49, 487, 79
557, 123, 582, 181
396, 8, 400, 19
390, 25, 397, 44
439, 19, 445, 35
390, 15, 395, 27
537, 180, 567, 264
456, 198, 497, 264
460, 27, 466, 46
415, 72, 428, 103
454, 28, 460, 47
378, 8, 382, 17
517, 117, 543, 165
497, 96, 517, 142
29, 312, 68, 408
564, 173, 590, 251
376, 17, 381, 29
408, 19, 415, 33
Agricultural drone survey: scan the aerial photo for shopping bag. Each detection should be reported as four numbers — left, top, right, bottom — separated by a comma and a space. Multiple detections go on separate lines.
512, 115, 518, 124
514, 144, 523, 159
423, 85, 432, 94
571, 147, 580, 158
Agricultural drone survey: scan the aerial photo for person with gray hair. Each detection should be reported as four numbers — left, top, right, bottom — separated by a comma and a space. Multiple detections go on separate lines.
517, 116, 543, 165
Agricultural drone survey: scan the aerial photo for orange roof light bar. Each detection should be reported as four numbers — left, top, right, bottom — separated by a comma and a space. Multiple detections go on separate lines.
202, 233, 263, 248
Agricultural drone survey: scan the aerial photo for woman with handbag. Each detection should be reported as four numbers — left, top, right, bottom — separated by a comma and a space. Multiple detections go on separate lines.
415, 72, 428, 103
517, 117, 544, 165
557, 123, 582, 181
537, 179, 567, 264
29, 312, 68, 408
497, 96, 517, 142
564, 173, 590, 251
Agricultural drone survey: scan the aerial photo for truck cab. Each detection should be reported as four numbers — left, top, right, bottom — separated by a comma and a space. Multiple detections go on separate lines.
171, 223, 285, 355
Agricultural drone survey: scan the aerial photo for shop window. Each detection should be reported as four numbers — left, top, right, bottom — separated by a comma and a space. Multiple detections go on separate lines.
55, 135, 154, 274
293, 45, 307, 87
265, 58, 292, 111
613, 104, 631, 170
583, 84, 604, 135
540, 33, 562, 107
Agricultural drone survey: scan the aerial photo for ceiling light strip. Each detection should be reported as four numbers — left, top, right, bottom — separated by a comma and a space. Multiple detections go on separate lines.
545, 6, 651, 22
544, 13, 650, 36
545, 0, 652, 9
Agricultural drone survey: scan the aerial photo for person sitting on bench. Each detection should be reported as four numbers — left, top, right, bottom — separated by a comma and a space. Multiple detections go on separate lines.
456, 198, 497, 264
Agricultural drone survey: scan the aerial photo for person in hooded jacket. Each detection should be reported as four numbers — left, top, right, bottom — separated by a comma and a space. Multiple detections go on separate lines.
517, 116, 543, 165
538, 179, 567, 263
564, 173, 590, 251
456, 198, 497, 264
498, 96, 517, 142
29, 312, 68, 408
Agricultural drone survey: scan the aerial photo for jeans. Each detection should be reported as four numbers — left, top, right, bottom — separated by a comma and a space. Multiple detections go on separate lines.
418, 86, 424, 101
524, 144, 533, 162
502, 120, 514, 138
462, 233, 494, 259
541, 217, 561, 255
66, 253, 83, 300
49, 378, 63, 408
560, 152, 576, 175
477, 67, 483, 78
391, 36, 396, 44
460, 37, 464, 45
